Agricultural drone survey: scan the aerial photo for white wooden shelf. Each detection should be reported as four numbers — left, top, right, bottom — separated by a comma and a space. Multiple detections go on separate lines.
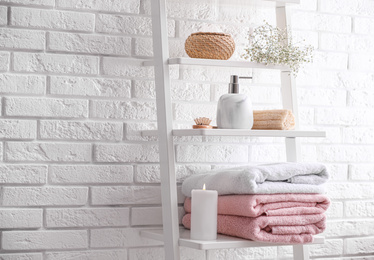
143, 57, 291, 71
141, 228, 324, 250
141, 129, 326, 138
265, 0, 300, 3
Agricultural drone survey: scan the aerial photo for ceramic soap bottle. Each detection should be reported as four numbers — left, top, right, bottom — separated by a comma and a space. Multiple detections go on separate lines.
217, 75, 253, 129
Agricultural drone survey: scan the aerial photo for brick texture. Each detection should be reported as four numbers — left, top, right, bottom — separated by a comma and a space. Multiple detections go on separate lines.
48, 32, 131, 56
0, 51, 10, 71
13, 53, 98, 75
94, 144, 159, 163
10, 7, 94, 31
91, 186, 161, 205
0, 28, 45, 50
1, 187, 88, 206
5, 142, 92, 162
49, 165, 133, 184
57, 0, 140, 14
0, 74, 46, 94
46, 208, 130, 227
0, 6, 7, 25
45, 250, 128, 260
0, 209, 42, 228
90, 228, 162, 248
5, 97, 88, 118
91, 100, 157, 120
0, 119, 37, 139
39, 120, 123, 141
1, 0, 53, 6
2, 230, 88, 250
0, 165, 47, 184
0, 253, 42, 260
50, 76, 131, 97
96, 14, 175, 37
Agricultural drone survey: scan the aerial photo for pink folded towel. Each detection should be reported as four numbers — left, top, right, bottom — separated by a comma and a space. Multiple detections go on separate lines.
182, 213, 326, 244
184, 193, 330, 217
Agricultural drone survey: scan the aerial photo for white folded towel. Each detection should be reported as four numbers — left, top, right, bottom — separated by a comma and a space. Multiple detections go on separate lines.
181, 163, 329, 196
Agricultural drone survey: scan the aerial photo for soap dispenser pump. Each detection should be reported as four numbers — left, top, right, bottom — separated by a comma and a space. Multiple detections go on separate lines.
217, 75, 253, 129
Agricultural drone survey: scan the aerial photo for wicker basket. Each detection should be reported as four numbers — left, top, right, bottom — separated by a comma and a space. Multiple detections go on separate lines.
185, 32, 235, 60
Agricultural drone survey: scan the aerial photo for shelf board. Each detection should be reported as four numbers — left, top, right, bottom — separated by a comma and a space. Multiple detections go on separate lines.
141, 129, 326, 138
265, 0, 300, 3
143, 58, 290, 71
218, 0, 300, 4
141, 228, 324, 250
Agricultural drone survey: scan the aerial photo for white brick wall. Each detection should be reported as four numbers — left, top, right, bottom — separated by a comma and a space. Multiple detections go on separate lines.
5, 97, 89, 118
0, 74, 46, 94
0, 51, 10, 71
10, 7, 95, 31
49, 76, 131, 97
0, 119, 37, 139
13, 53, 99, 74
2, 230, 88, 250
1, 187, 88, 206
48, 32, 131, 56
90, 228, 163, 248
0, 6, 7, 25
0, 209, 43, 228
45, 208, 130, 227
5, 142, 92, 162
0, 164, 47, 184
0, 253, 43, 260
49, 165, 133, 184
0, 28, 45, 50
39, 120, 123, 141
56, 0, 140, 14
1, 0, 54, 6
45, 250, 128, 260
0, 0, 373, 259
91, 186, 162, 205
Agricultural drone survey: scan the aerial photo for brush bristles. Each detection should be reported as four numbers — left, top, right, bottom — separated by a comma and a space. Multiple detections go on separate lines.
194, 117, 212, 125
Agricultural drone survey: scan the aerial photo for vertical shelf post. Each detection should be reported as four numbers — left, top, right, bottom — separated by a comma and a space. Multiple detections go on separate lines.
277, 5, 308, 260
293, 244, 310, 260
151, 0, 180, 259
276, 5, 301, 163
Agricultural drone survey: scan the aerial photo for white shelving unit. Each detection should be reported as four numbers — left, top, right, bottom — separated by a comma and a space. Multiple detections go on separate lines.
141, 0, 326, 259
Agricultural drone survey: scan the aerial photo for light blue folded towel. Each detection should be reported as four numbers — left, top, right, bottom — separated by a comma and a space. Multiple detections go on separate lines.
181, 163, 329, 196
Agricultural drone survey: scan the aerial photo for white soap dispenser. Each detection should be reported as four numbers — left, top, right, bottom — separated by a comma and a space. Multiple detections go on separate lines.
217, 75, 253, 129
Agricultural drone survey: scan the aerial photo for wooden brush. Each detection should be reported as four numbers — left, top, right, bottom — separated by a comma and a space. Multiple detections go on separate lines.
193, 117, 213, 129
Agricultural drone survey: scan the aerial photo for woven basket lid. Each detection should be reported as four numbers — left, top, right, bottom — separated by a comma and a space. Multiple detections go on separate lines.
190, 32, 231, 37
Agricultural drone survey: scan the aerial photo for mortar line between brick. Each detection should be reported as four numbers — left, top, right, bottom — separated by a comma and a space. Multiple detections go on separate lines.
6, 6, 10, 26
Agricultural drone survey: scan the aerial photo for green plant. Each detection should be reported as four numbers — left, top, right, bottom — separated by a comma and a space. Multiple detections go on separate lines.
242, 22, 314, 75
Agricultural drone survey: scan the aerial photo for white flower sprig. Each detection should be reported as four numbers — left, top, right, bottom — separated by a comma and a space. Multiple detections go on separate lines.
242, 22, 314, 76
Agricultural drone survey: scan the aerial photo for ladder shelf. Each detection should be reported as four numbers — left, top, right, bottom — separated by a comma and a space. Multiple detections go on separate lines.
143, 0, 323, 259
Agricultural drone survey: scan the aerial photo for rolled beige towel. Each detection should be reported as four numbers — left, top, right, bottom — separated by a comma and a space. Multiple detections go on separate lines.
252, 109, 295, 130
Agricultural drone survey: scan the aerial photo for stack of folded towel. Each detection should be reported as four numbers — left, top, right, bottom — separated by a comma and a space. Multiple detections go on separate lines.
181, 163, 330, 244
252, 109, 295, 130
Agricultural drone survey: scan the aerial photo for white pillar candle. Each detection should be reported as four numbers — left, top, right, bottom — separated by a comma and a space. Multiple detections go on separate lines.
190, 184, 218, 240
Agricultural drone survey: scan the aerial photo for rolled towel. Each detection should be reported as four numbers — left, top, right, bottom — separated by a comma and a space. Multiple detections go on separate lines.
182, 213, 326, 244
252, 109, 295, 130
184, 193, 330, 218
181, 163, 329, 196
